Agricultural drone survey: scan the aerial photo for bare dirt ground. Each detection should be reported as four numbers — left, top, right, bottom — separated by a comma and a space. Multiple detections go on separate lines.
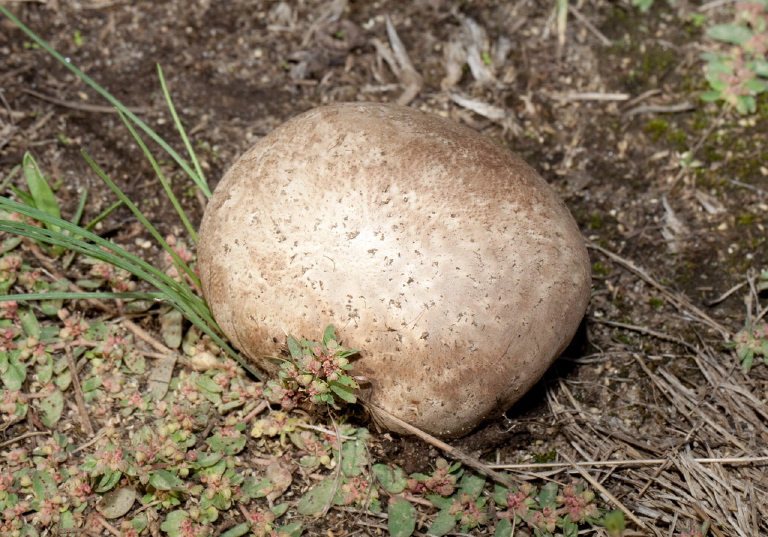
1, 1, 767, 536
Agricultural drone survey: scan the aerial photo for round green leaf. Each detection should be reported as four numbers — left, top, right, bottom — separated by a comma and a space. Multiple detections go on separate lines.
97, 486, 136, 519
388, 497, 416, 537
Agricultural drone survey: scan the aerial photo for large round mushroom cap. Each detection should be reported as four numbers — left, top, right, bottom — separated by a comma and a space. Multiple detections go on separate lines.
198, 102, 590, 438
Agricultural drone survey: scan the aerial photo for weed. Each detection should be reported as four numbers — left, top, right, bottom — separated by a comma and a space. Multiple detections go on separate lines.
264, 325, 359, 410
726, 320, 768, 371
701, 1, 768, 114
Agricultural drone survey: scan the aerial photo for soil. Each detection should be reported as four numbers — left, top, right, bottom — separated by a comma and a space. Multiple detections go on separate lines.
1, 1, 767, 536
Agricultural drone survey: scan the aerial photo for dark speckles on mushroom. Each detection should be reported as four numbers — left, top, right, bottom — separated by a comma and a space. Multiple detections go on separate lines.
197, 102, 591, 439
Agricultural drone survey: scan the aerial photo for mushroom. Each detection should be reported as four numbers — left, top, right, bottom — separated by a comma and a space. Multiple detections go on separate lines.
197, 102, 591, 438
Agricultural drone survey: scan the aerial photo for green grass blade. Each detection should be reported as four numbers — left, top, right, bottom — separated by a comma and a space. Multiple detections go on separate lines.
71, 187, 88, 227
9, 185, 34, 207
23, 152, 61, 226
0, 199, 262, 379
0, 198, 197, 309
0, 292, 165, 302
0, 6, 211, 198
157, 64, 206, 193
80, 150, 201, 289
1, 164, 20, 191
116, 109, 199, 243
84, 200, 123, 231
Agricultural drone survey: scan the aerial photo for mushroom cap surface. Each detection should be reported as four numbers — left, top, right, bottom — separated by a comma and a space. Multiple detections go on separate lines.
197, 102, 591, 438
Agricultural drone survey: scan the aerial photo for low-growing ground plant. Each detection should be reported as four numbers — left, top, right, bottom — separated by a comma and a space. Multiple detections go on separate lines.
264, 325, 360, 410
701, 0, 768, 114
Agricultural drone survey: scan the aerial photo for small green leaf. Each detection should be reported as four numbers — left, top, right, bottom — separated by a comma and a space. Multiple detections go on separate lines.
631, 0, 654, 12
297, 475, 336, 516
751, 59, 768, 77
330, 381, 357, 404
341, 439, 367, 477
459, 472, 486, 500
426, 494, 453, 510
538, 481, 558, 509
562, 515, 579, 537
493, 483, 510, 506
160, 308, 183, 349
322, 324, 337, 346
373, 463, 407, 494
271, 502, 289, 518
700, 90, 723, 103
388, 497, 416, 537
160, 510, 189, 537
220, 523, 251, 537
494, 518, 513, 537
37, 355, 53, 384
2, 353, 27, 390
58, 510, 76, 530
18, 308, 40, 339
39, 389, 64, 427
95, 470, 122, 493
240, 475, 272, 500
193, 451, 223, 468
123, 349, 146, 374
81, 375, 103, 393
97, 486, 136, 519
33, 470, 57, 498
426, 509, 457, 536
707, 23, 753, 45
23, 152, 61, 223
149, 469, 186, 491
277, 522, 303, 537
602, 510, 626, 537
19, 524, 40, 537
206, 432, 246, 456
287, 334, 303, 360
129, 514, 148, 533
197, 374, 223, 393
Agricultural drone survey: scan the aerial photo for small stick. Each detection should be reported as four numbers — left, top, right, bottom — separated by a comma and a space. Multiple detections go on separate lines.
123, 319, 172, 354
560, 451, 649, 531
554, 92, 630, 102
0, 430, 50, 448
94, 515, 122, 537
23, 88, 149, 114
65, 345, 95, 436
321, 414, 344, 517
706, 280, 747, 306
568, 5, 611, 46
23, 240, 114, 314
586, 241, 730, 337
362, 399, 521, 488
623, 102, 696, 117
591, 318, 699, 352
243, 400, 269, 423
489, 455, 768, 470
70, 428, 107, 454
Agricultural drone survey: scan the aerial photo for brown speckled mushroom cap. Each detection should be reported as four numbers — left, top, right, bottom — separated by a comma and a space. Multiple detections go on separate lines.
197, 102, 591, 438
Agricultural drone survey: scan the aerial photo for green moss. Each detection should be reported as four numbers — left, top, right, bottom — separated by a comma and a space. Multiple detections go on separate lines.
616, 335, 634, 346
592, 262, 610, 276
738, 212, 756, 226
648, 298, 664, 308
644, 119, 687, 149
533, 448, 558, 464
644, 119, 669, 142
588, 213, 603, 229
